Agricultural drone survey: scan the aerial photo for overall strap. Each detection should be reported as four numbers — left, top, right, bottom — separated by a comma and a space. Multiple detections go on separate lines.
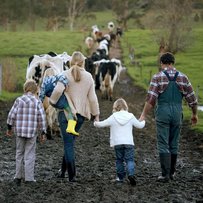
163, 71, 179, 81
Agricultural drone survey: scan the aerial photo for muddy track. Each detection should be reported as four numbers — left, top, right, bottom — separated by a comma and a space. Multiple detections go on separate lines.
0, 42, 202, 203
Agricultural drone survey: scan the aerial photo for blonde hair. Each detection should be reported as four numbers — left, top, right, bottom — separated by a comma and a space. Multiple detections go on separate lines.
43, 68, 57, 78
70, 51, 85, 82
113, 98, 128, 112
23, 79, 38, 94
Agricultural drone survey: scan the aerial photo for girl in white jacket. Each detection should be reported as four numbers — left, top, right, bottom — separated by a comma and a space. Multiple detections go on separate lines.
94, 98, 145, 186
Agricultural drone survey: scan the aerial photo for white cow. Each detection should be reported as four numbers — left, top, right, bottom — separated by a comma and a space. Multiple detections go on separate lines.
98, 39, 109, 56
108, 21, 115, 32
85, 36, 94, 49
110, 58, 126, 83
41, 68, 60, 137
26, 53, 70, 138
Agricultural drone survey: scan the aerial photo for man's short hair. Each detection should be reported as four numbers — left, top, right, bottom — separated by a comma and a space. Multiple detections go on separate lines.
160, 52, 175, 65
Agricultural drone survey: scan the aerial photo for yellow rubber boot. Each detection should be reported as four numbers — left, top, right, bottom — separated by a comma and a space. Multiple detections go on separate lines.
66, 120, 79, 136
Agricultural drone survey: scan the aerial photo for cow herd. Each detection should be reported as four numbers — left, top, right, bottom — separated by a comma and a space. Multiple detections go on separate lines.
25, 22, 125, 136
84, 22, 125, 100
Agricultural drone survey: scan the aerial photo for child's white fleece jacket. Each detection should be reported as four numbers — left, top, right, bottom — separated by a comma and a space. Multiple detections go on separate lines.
94, 110, 145, 147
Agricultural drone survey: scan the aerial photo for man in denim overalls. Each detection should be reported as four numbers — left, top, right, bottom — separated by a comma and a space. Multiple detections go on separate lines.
140, 52, 198, 182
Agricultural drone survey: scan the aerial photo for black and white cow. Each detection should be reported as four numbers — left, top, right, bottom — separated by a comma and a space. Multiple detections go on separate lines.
116, 27, 123, 37
85, 36, 94, 49
93, 58, 125, 84
26, 52, 70, 138
98, 38, 109, 56
108, 21, 115, 32
92, 58, 126, 100
26, 52, 71, 85
110, 58, 126, 83
98, 61, 118, 101
85, 48, 109, 81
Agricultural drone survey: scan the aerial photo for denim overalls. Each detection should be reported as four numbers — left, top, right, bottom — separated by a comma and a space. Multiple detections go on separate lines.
155, 71, 183, 155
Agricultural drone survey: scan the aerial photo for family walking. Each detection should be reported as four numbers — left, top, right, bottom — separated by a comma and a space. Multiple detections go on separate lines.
6, 52, 198, 186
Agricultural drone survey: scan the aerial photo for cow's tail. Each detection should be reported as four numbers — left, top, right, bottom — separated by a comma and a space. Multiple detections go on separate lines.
104, 72, 111, 88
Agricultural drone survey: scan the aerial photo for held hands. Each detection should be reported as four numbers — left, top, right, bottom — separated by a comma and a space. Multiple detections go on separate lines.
94, 114, 100, 122
91, 114, 99, 122
139, 114, 145, 122
92, 114, 99, 127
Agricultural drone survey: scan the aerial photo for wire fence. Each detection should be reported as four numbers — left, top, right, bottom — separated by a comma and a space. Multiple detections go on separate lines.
0, 64, 2, 95
196, 85, 203, 105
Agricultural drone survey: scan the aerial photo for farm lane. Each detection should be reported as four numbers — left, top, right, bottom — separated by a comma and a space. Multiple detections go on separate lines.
0, 41, 202, 203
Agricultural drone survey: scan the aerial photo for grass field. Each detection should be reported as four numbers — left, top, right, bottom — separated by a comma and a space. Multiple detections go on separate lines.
0, 27, 202, 132
121, 28, 203, 132
0, 31, 86, 96
122, 28, 203, 102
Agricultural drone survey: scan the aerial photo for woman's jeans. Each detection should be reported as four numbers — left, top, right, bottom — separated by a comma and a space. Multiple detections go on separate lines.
114, 144, 135, 180
58, 111, 85, 181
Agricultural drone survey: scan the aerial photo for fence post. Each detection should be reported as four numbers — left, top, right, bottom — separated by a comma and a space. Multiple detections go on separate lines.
0, 64, 2, 95
196, 85, 200, 103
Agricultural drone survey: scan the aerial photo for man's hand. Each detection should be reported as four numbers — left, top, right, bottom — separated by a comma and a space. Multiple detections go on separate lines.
139, 114, 145, 122
6, 130, 12, 137
40, 134, 47, 144
191, 114, 198, 126
139, 102, 153, 121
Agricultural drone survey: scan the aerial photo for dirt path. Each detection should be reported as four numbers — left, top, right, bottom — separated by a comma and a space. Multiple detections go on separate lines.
0, 42, 202, 203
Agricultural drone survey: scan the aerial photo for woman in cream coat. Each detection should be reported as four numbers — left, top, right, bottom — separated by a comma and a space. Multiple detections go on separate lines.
50, 51, 100, 182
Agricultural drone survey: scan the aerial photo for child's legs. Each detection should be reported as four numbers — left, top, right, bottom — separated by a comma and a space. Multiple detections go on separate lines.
124, 145, 135, 176
114, 145, 126, 180
54, 94, 68, 109
54, 95, 73, 120
15, 136, 26, 179
24, 136, 37, 181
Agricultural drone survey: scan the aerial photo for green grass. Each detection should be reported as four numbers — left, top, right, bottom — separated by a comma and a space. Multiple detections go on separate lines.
0, 27, 202, 132
122, 28, 203, 132
0, 31, 85, 57
77, 10, 117, 31
0, 31, 85, 93
121, 29, 158, 89
0, 91, 21, 102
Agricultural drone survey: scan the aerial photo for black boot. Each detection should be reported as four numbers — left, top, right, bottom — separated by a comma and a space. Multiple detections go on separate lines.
57, 156, 66, 178
128, 175, 136, 186
158, 153, 171, 183
67, 161, 76, 182
170, 154, 177, 180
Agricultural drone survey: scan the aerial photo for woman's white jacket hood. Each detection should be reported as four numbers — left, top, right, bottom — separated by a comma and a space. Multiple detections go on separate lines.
94, 110, 145, 147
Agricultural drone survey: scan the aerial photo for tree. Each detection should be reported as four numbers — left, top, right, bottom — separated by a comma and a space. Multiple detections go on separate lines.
65, 0, 86, 31
41, 0, 67, 31
86, 0, 112, 11
0, 0, 28, 31
28, 0, 37, 31
0, 0, 10, 31
112, 0, 150, 30
151, 0, 193, 53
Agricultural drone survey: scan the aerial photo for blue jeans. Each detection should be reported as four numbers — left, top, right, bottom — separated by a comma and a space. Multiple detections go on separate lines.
114, 145, 135, 180
58, 111, 85, 181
